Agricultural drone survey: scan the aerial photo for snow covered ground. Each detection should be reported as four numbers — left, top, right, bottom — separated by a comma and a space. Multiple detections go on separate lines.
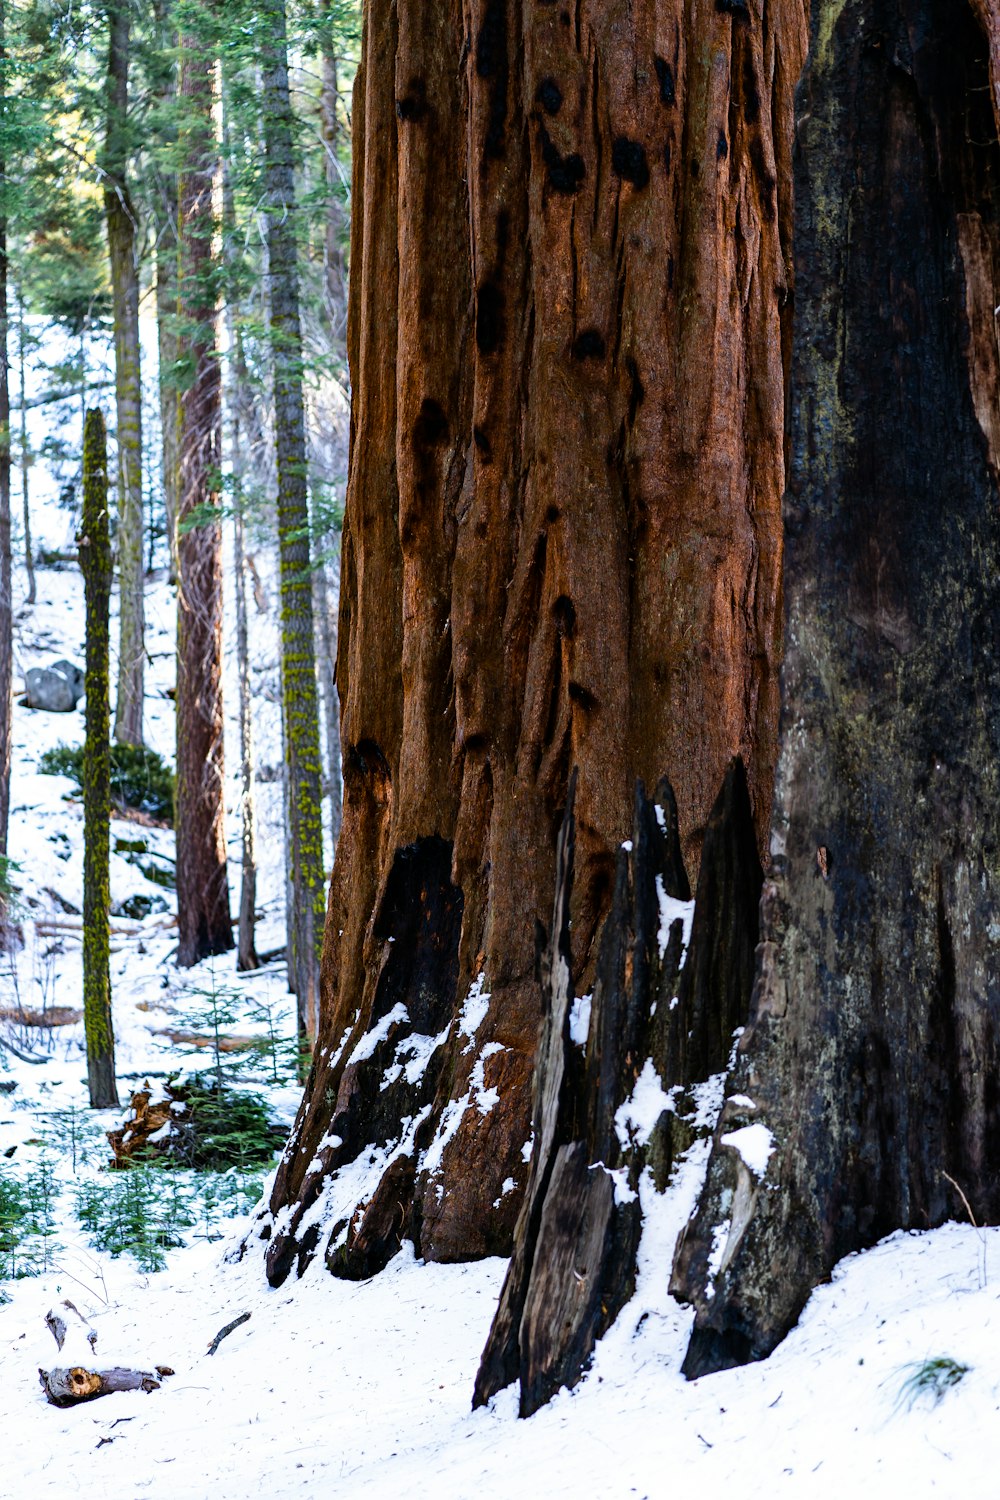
2, 346, 997, 1498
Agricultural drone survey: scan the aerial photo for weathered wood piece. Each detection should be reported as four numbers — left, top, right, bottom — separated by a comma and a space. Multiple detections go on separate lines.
39, 1365, 163, 1406
206, 1311, 250, 1356
45, 1301, 97, 1355
672, 0, 1000, 1378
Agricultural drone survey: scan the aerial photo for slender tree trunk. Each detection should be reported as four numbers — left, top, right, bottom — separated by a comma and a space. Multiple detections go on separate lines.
105, 0, 145, 746
319, 35, 345, 342
233, 470, 258, 972
0, 0, 11, 879
673, 0, 1000, 1378
17, 292, 33, 607
261, 0, 325, 1043
262, 0, 807, 1286
222, 99, 258, 974
311, 524, 341, 852
153, 0, 180, 580
175, 25, 232, 967
79, 409, 117, 1109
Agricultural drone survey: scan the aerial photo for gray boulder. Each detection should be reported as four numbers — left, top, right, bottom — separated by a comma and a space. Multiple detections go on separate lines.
24, 660, 85, 713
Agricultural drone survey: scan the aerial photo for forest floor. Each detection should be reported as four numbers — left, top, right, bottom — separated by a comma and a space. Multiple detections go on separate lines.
2, 545, 998, 1495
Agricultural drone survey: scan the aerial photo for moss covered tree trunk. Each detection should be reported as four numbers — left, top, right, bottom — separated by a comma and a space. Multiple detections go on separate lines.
262, 0, 807, 1286
175, 19, 232, 967
672, 0, 1000, 1376
260, 0, 325, 1043
79, 409, 117, 1109
105, 0, 145, 748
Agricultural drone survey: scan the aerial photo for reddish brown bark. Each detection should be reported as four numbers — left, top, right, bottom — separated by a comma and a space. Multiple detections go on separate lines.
263, 0, 807, 1282
175, 25, 232, 967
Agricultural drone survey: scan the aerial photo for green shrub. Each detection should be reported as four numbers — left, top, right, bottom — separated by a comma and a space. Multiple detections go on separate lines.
165, 1076, 284, 1171
895, 1356, 970, 1411
40, 743, 175, 823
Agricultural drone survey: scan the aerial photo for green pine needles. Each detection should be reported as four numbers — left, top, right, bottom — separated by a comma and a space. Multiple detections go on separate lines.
40, 742, 175, 824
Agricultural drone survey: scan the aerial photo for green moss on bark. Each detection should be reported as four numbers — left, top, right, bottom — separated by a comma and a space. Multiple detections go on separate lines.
79, 408, 117, 1108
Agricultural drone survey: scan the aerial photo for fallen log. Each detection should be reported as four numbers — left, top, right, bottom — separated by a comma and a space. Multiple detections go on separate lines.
39, 1365, 164, 1406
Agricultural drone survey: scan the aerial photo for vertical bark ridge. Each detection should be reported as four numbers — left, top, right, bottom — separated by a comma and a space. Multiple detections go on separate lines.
264, 0, 807, 1283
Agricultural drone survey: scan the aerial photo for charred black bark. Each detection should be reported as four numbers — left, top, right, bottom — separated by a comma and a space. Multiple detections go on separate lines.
476, 764, 761, 1416
672, 0, 1000, 1377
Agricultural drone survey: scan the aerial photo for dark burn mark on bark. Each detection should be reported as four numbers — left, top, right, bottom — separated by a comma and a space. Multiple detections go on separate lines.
538, 123, 586, 194
476, 0, 508, 160
396, 79, 428, 122
716, 0, 750, 16
536, 77, 563, 115
612, 137, 650, 190
571, 328, 606, 359
625, 356, 645, 427
717, 130, 729, 160
690, 157, 700, 178
749, 135, 777, 217
553, 595, 576, 639
740, 41, 761, 125
567, 680, 597, 711
654, 56, 676, 106
345, 738, 391, 788
476, 282, 505, 354
473, 425, 493, 463
412, 398, 449, 450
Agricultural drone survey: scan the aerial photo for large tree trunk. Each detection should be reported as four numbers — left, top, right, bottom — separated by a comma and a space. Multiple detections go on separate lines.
105, 0, 145, 748
671, 0, 1000, 1377
262, 0, 807, 1285
175, 22, 232, 967
260, 0, 326, 1044
79, 409, 117, 1109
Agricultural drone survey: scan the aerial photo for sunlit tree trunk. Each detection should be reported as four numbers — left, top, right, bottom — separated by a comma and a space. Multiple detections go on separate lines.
105, 0, 145, 747
263, 0, 806, 1286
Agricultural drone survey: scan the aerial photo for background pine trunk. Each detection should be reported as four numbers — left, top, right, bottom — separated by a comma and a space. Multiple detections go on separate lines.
175, 21, 232, 967
105, 0, 144, 749
672, 0, 1000, 1377
261, 0, 326, 1046
263, 0, 808, 1284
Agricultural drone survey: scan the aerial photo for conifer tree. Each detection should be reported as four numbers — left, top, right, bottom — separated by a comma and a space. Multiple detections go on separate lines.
104, 0, 145, 746
175, 6, 232, 965
79, 408, 116, 1109
260, 0, 324, 1041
